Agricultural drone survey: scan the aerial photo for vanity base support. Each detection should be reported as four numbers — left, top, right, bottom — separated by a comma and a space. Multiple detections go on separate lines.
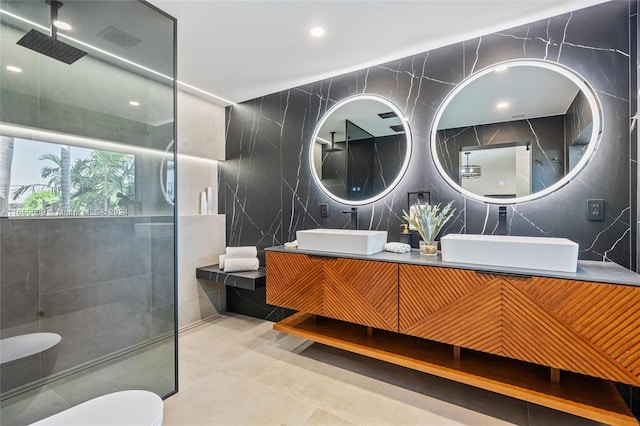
453, 345, 461, 361
551, 368, 561, 383
367, 327, 373, 338
274, 312, 637, 426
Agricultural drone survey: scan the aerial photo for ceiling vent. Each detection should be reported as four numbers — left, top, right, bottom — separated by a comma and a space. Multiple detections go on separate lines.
378, 111, 397, 119
96, 26, 141, 49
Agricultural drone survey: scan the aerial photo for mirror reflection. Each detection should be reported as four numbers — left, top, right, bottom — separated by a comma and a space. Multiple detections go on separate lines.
311, 95, 411, 205
432, 60, 601, 204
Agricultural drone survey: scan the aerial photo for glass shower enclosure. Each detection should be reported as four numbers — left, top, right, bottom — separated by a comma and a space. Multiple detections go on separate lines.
0, 1, 177, 424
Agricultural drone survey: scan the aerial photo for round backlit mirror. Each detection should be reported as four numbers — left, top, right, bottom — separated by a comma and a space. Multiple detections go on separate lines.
160, 140, 175, 206
310, 94, 412, 205
431, 59, 602, 204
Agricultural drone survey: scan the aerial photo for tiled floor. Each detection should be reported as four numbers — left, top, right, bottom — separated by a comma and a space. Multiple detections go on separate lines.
0, 338, 175, 426
164, 314, 604, 426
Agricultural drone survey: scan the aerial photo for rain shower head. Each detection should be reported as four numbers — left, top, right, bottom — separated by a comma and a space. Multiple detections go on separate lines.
325, 131, 343, 153
17, 29, 87, 64
16, 1, 87, 64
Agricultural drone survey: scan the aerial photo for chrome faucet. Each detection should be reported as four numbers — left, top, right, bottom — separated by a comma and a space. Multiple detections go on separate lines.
342, 207, 359, 230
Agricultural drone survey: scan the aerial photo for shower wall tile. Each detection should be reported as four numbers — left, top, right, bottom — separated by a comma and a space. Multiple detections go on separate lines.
39, 274, 152, 374
177, 91, 223, 216
38, 217, 151, 294
0, 219, 40, 336
178, 159, 218, 216
221, 2, 634, 319
177, 91, 225, 161
152, 304, 175, 337
178, 289, 223, 328
177, 214, 226, 328
151, 226, 175, 311
0, 216, 168, 392
176, 89, 227, 328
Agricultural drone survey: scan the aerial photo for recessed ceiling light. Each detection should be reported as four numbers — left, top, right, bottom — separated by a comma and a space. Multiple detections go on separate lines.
129, 101, 140, 107
53, 20, 72, 31
494, 65, 509, 72
496, 102, 509, 109
6, 65, 22, 73
310, 27, 325, 37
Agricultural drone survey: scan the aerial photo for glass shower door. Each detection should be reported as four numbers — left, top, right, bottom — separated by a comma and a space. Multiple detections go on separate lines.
0, 1, 177, 424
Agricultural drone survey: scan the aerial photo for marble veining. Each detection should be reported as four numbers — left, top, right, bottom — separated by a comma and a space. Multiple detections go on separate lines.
221, 2, 635, 321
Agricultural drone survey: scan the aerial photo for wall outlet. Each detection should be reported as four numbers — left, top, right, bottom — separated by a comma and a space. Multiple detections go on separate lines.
320, 203, 328, 218
587, 199, 604, 221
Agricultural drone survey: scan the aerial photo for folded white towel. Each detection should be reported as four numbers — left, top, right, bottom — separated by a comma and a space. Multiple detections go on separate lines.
384, 242, 411, 253
224, 257, 259, 273
219, 254, 226, 269
226, 246, 258, 258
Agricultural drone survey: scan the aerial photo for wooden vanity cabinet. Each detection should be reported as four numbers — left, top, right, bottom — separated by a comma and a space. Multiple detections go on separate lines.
266, 251, 399, 331
267, 248, 640, 424
399, 264, 640, 386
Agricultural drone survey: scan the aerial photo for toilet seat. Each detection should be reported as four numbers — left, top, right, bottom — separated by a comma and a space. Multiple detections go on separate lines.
29, 390, 163, 426
0, 333, 61, 365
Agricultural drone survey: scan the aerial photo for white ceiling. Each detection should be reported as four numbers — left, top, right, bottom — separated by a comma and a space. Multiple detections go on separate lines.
148, 0, 610, 106
437, 64, 581, 129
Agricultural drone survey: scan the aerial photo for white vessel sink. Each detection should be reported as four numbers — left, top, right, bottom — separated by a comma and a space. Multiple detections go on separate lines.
440, 234, 579, 272
297, 229, 388, 255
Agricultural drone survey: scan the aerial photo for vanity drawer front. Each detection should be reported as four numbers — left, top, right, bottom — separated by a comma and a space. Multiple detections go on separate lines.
399, 265, 504, 350
266, 251, 399, 331
399, 264, 640, 385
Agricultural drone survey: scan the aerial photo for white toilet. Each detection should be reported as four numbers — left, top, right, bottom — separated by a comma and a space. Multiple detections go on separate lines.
29, 390, 163, 426
0, 332, 62, 365
0, 332, 62, 393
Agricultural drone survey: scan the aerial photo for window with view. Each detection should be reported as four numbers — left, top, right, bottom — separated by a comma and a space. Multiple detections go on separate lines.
1, 137, 135, 217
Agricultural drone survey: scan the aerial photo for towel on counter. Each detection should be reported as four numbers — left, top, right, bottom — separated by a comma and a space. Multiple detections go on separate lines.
218, 254, 226, 269
226, 246, 258, 258
384, 242, 411, 253
224, 257, 260, 273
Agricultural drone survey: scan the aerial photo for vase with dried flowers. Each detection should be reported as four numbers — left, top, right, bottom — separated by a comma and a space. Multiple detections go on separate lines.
402, 201, 455, 255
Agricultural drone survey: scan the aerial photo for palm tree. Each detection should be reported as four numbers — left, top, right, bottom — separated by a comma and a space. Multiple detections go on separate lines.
11, 152, 63, 201
70, 151, 135, 212
12, 145, 135, 214
60, 146, 71, 211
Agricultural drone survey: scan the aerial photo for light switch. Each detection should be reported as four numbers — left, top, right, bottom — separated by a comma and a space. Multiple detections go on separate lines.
320, 203, 328, 218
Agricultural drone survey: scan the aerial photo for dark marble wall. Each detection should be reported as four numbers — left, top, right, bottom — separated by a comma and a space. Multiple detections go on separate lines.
221, 2, 634, 320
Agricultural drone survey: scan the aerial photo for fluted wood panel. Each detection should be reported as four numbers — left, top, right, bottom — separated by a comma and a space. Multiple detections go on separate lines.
400, 265, 640, 386
266, 252, 398, 331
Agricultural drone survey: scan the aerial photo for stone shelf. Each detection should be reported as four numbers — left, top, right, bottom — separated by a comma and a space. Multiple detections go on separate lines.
196, 265, 266, 290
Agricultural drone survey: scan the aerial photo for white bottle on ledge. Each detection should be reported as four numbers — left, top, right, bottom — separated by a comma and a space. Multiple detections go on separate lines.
200, 191, 207, 215
206, 187, 214, 215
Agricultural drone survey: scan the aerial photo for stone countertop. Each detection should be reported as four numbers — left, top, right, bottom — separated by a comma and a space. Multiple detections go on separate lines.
196, 265, 266, 290
265, 246, 640, 287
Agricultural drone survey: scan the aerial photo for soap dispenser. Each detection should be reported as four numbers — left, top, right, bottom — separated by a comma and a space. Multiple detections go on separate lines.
399, 224, 411, 245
